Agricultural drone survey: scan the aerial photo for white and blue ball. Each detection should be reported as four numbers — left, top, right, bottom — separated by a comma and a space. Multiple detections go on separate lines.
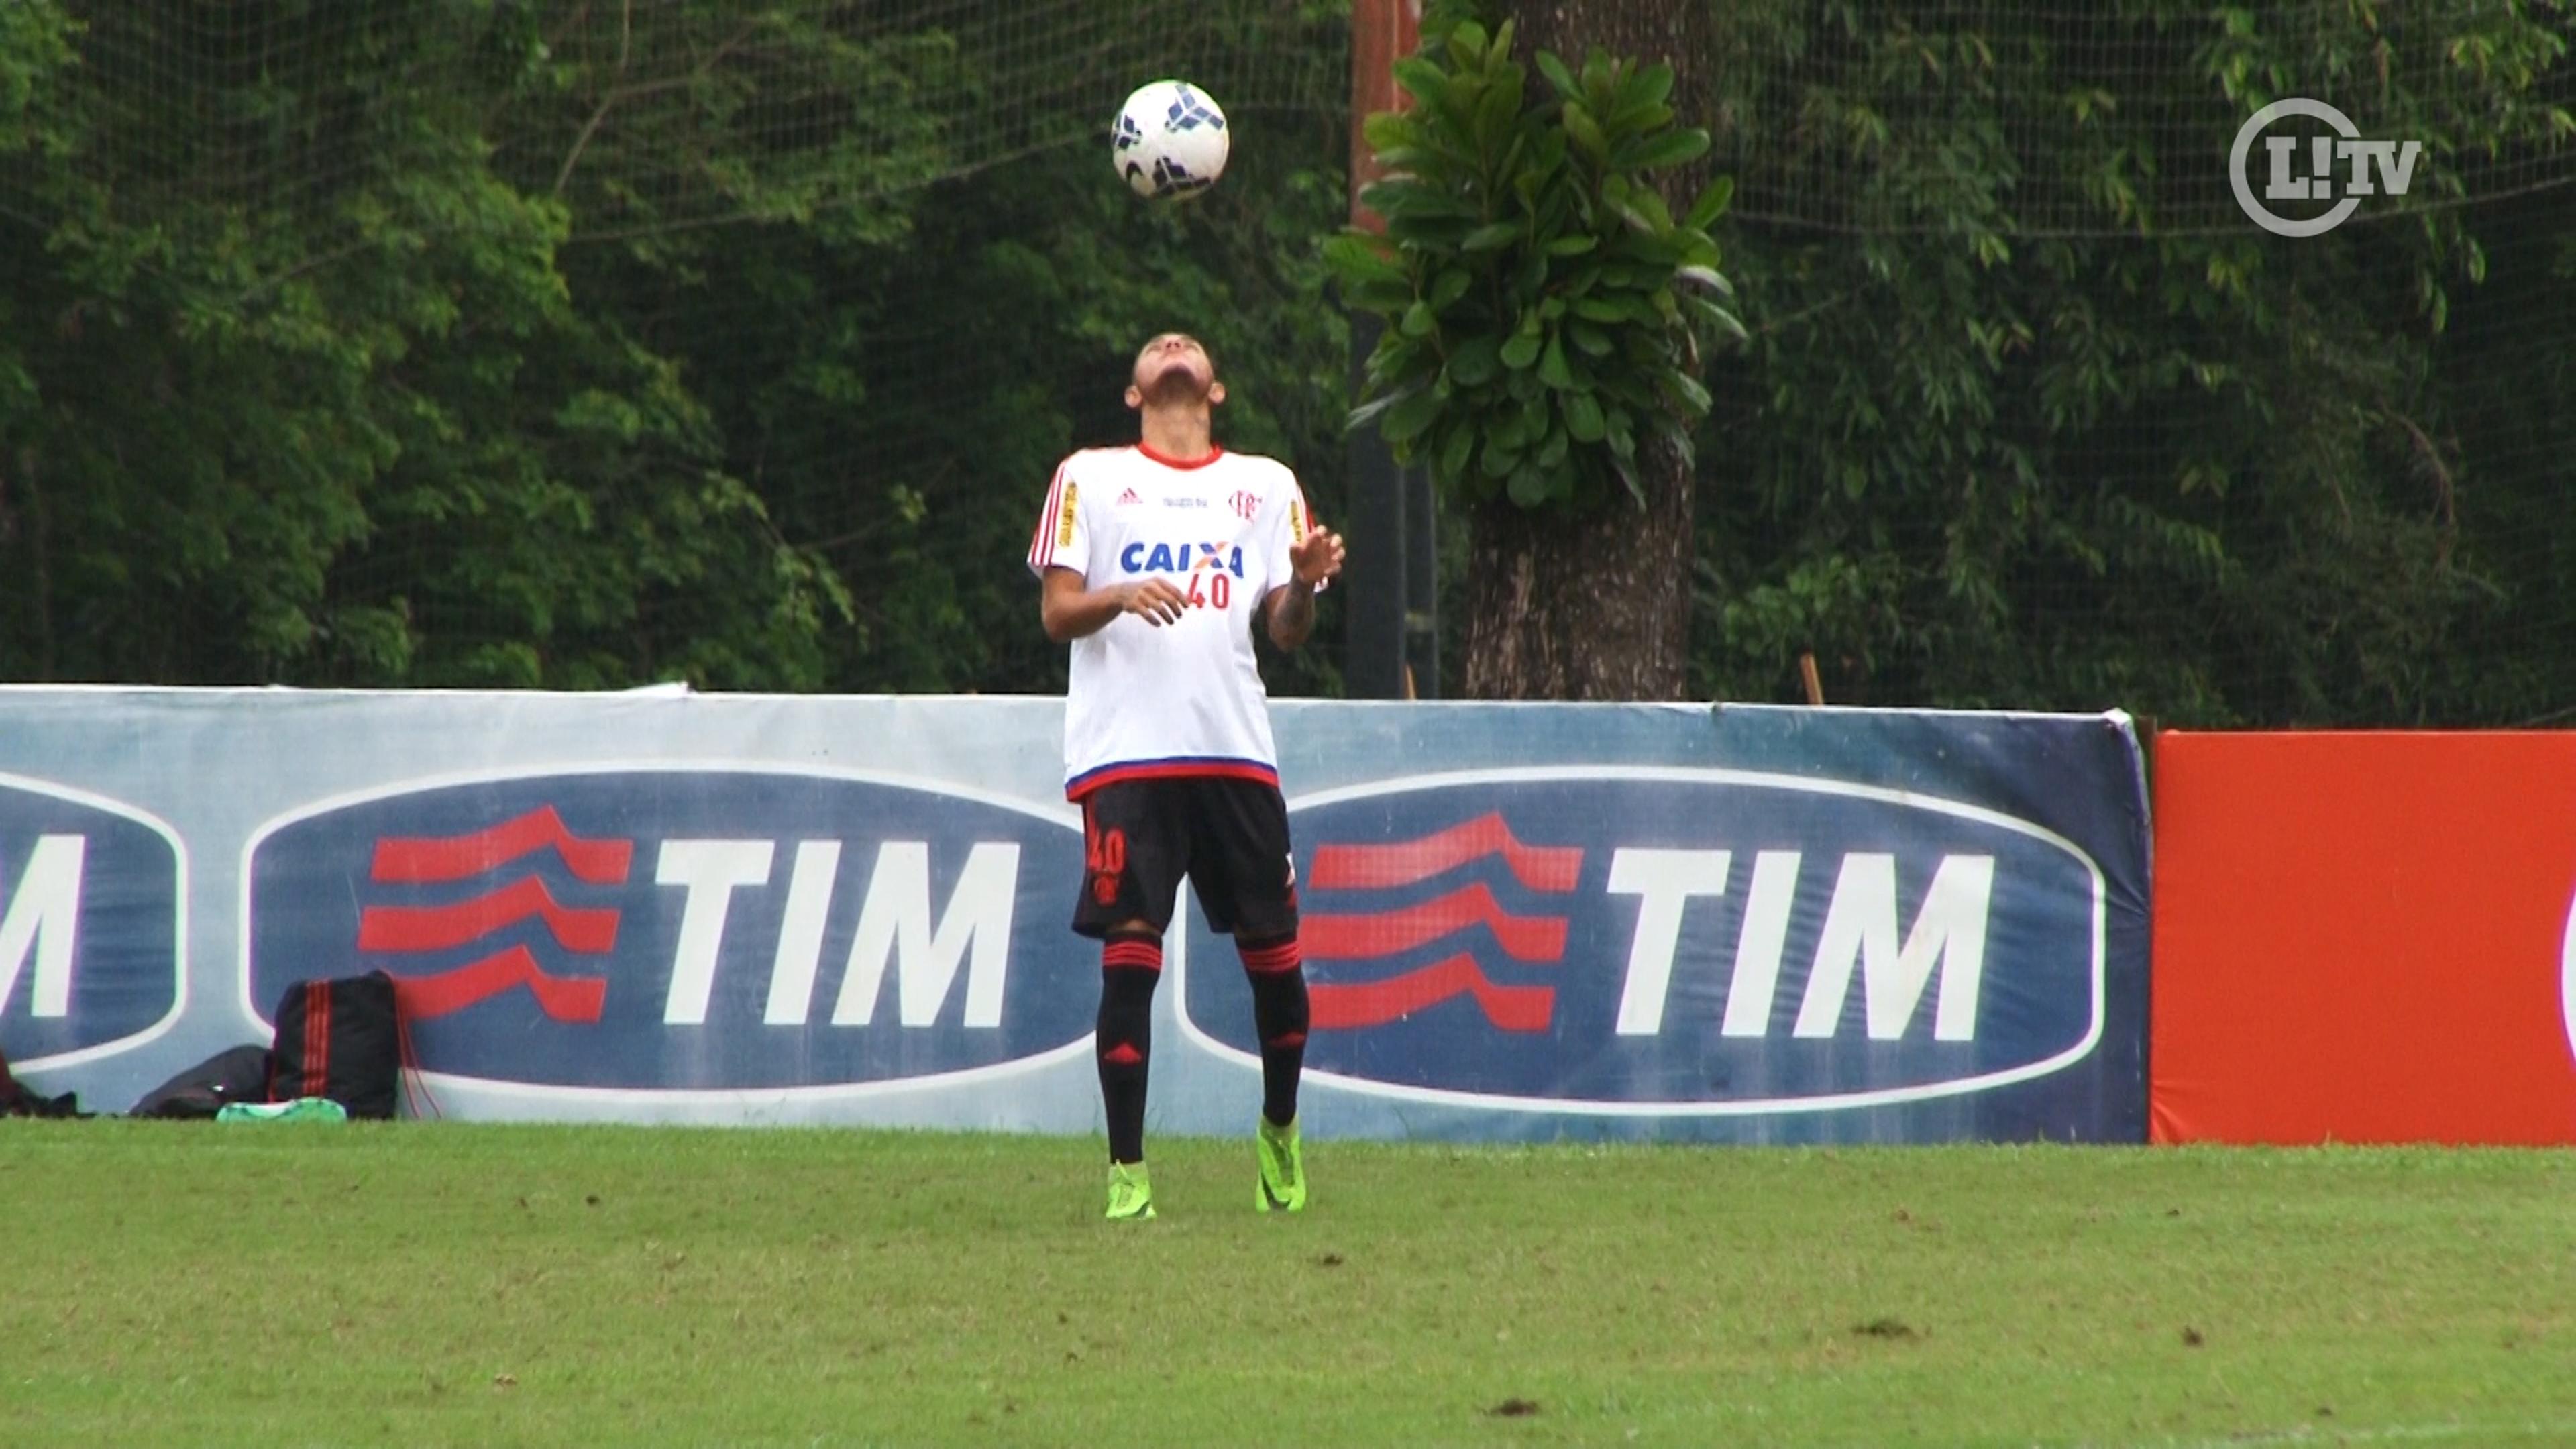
1112, 80, 1230, 200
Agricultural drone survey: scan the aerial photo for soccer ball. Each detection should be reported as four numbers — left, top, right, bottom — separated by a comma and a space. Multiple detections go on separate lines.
1112, 80, 1230, 200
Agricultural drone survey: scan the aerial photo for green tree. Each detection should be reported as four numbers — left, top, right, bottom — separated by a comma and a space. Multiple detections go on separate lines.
1336, 5, 1736, 700
0, 3, 900, 686
1693, 0, 2575, 724
0, 1, 1356, 696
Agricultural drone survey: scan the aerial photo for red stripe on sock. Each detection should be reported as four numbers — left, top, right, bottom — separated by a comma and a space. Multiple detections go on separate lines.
1241, 942, 1301, 974
1102, 941, 1163, 971
1101, 1042, 1144, 1065
1263, 1030, 1307, 1051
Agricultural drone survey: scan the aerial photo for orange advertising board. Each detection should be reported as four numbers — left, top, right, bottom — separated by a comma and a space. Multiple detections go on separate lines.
2151, 731, 2576, 1144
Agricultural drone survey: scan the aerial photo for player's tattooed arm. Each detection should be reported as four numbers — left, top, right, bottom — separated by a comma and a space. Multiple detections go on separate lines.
1265, 579, 1318, 650
1042, 566, 1187, 641
1265, 522, 1345, 650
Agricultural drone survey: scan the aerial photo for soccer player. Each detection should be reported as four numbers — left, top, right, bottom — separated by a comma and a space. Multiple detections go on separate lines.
1026, 332, 1345, 1222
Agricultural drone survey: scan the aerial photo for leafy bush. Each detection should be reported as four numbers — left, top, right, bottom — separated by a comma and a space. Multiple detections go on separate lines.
1327, 18, 1743, 513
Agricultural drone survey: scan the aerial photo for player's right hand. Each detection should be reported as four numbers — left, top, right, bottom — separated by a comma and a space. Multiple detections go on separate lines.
1119, 578, 1189, 626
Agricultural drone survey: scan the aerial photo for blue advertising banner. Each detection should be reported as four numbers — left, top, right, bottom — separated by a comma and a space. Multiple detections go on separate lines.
0, 773, 186, 1071
246, 771, 1091, 1096
0, 689, 2149, 1142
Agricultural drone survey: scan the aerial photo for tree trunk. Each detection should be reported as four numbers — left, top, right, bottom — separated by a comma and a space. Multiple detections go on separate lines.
1463, 0, 1709, 700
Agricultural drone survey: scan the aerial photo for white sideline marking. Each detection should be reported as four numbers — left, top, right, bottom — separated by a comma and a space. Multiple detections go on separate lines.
2165, 1418, 2576, 1448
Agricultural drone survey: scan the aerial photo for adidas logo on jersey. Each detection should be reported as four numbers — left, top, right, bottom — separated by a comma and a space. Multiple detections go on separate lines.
1116, 488, 1143, 507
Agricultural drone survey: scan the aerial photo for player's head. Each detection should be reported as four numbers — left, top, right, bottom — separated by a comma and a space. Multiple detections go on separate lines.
1126, 332, 1226, 412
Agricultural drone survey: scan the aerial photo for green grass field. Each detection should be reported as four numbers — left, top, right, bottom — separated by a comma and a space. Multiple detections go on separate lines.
5, 1124, 2572, 1448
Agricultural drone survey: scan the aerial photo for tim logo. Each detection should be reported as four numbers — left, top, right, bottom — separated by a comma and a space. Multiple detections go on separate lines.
1177, 769, 2105, 1114
0, 776, 186, 1071
1302, 814, 1578, 1033
351, 807, 627, 1024
243, 769, 1089, 1094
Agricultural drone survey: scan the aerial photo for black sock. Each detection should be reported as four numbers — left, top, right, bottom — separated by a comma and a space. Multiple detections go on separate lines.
1097, 932, 1162, 1163
1239, 934, 1308, 1127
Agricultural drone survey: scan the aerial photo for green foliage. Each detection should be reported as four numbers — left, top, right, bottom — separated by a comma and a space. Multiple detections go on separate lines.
676, 127, 1352, 697
1328, 18, 1741, 513
1692, 0, 2576, 724
0, 1, 1348, 694
0, 3, 72, 157
4, 0, 2568, 723
0, 3, 861, 688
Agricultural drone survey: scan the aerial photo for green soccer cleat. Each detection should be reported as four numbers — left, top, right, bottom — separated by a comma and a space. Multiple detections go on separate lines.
1105, 1161, 1156, 1222
1255, 1116, 1306, 1213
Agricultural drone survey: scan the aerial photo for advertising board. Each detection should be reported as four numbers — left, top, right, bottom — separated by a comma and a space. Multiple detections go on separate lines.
2151, 730, 2576, 1144
0, 690, 2149, 1142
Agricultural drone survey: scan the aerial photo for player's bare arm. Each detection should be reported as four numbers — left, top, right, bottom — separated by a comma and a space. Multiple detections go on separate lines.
1040, 566, 1187, 642
1265, 523, 1346, 651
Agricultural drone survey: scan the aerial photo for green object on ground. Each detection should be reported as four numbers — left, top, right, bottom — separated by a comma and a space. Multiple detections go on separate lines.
215, 1097, 349, 1124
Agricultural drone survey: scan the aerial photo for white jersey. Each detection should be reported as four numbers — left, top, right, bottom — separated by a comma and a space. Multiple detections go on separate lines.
1026, 443, 1313, 799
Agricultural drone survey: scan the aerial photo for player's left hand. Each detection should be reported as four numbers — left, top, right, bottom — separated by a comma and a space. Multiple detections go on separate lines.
1289, 523, 1344, 587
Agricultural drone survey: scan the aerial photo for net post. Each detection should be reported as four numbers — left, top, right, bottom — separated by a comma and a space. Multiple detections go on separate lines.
1343, 0, 1424, 701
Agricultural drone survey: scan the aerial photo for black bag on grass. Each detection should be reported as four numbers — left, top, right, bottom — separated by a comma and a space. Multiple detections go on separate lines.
268, 971, 402, 1120
0, 1042, 85, 1118
131, 1044, 275, 1120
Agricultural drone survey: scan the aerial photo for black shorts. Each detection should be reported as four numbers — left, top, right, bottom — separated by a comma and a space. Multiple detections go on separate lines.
1073, 777, 1298, 941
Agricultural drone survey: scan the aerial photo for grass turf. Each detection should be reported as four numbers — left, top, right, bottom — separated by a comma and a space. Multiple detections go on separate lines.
4, 1124, 2572, 1448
